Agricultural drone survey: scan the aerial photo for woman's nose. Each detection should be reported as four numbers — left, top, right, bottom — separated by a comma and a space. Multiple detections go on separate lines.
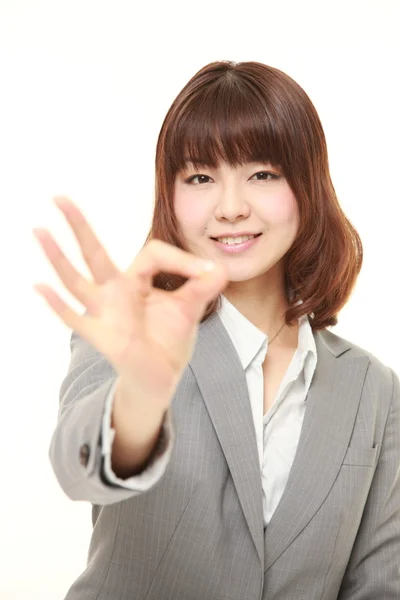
214, 187, 251, 221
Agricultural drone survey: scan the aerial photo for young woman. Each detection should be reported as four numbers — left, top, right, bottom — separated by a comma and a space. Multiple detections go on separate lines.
34, 61, 400, 599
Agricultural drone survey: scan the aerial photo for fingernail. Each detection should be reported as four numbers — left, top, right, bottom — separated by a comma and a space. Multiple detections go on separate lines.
54, 196, 69, 207
33, 228, 46, 239
191, 259, 216, 275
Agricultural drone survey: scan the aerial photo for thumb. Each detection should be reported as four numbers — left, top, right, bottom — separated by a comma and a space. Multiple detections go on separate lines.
173, 262, 229, 322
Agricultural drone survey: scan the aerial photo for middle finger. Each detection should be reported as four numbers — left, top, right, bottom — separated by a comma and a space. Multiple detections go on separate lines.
54, 196, 118, 285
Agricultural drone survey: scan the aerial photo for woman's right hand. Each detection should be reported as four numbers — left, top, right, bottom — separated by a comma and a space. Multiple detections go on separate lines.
33, 196, 229, 413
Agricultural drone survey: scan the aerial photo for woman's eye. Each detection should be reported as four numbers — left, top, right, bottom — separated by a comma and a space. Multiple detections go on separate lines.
251, 171, 279, 181
184, 171, 279, 185
185, 174, 212, 185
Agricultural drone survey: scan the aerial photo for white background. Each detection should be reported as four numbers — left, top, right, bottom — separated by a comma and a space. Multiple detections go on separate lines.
0, 0, 399, 598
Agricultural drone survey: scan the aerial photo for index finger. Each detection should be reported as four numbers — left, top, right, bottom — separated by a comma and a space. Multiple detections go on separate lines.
125, 239, 218, 321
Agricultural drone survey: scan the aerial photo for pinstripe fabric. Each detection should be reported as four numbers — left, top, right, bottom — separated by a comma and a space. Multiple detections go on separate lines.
49, 311, 400, 599
98, 294, 317, 534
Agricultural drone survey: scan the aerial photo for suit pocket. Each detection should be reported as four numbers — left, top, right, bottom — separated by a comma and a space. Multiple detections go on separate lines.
342, 443, 382, 467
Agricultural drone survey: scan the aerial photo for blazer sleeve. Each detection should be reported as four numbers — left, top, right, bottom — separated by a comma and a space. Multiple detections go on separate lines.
100, 378, 174, 490
337, 367, 400, 599
48, 329, 175, 505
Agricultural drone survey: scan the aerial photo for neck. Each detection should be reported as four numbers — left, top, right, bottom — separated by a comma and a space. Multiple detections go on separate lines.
222, 284, 298, 350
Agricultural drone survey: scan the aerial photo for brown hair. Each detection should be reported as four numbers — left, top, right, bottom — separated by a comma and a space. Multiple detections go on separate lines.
142, 60, 363, 330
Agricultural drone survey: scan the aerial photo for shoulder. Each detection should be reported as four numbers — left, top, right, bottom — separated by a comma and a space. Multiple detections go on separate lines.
319, 327, 398, 400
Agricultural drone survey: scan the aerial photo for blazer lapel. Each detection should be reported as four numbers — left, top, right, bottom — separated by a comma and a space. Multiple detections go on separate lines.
262, 329, 369, 571
191, 312, 265, 568
190, 313, 370, 575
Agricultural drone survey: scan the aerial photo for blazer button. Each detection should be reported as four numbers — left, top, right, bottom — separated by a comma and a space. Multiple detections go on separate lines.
79, 443, 90, 467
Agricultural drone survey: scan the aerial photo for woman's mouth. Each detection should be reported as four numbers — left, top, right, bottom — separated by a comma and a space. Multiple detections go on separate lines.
210, 233, 262, 253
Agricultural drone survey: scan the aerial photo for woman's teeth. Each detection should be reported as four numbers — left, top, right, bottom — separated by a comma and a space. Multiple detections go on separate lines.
216, 234, 257, 245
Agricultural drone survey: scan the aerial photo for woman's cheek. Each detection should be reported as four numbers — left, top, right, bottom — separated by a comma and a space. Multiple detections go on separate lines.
176, 200, 209, 234
263, 193, 298, 225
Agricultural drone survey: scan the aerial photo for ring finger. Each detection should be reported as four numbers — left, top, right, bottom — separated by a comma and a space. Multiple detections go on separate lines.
33, 228, 98, 310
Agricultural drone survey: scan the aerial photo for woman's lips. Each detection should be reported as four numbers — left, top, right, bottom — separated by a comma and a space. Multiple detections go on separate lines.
210, 233, 262, 253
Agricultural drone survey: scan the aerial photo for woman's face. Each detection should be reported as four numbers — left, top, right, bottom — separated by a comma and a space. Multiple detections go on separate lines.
173, 160, 299, 285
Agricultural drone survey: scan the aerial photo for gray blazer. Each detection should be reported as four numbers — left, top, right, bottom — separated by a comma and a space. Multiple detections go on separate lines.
50, 311, 400, 599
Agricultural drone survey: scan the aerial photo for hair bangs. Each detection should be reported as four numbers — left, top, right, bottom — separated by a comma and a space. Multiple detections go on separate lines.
166, 79, 285, 175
